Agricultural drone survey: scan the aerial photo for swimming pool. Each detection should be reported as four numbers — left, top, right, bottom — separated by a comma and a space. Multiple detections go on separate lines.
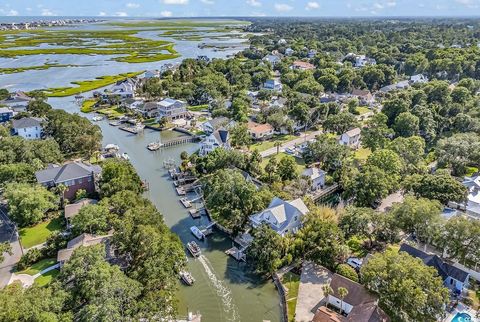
452, 312, 473, 322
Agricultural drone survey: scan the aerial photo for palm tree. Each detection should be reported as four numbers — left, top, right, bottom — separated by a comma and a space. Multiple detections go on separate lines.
274, 141, 282, 155
322, 285, 334, 309
338, 287, 349, 316
54, 184, 67, 208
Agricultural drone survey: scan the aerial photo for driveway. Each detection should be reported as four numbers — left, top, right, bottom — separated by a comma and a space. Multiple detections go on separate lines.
260, 130, 322, 158
0, 207, 23, 288
294, 261, 332, 322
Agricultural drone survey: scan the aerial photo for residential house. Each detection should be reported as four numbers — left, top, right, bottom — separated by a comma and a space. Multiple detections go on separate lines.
291, 60, 315, 71
0, 107, 13, 123
0, 91, 32, 112
11, 117, 43, 140
247, 121, 274, 141
302, 167, 326, 191
249, 197, 309, 236
399, 243, 470, 293
158, 98, 187, 121
35, 161, 102, 201
351, 89, 374, 106
202, 117, 229, 134
57, 232, 113, 266
285, 48, 295, 56
110, 78, 137, 98
353, 54, 377, 68
263, 79, 283, 92
199, 128, 230, 156
314, 274, 390, 322
278, 39, 287, 45
64, 198, 98, 227
380, 80, 410, 93
339, 128, 361, 149
453, 175, 480, 219
263, 54, 281, 66
410, 74, 429, 84
269, 97, 287, 109
308, 49, 317, 59
138, 102, 160, 118
144, 70, 161, 79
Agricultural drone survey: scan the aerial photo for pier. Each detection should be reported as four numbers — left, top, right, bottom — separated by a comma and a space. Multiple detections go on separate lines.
160, 136, 201, 148
310, 183, 340, 202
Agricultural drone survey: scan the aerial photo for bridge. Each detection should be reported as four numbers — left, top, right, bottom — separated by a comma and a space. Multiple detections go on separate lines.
310, 183, 340, 202
160, 135, 201, 148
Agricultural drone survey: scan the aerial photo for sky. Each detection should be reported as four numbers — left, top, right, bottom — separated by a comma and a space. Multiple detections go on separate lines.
0, 0, 479, 18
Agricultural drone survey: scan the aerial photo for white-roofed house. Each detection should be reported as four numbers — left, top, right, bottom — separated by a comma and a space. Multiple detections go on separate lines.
158, 98, 187, 121
410, 74, 429, 84
302, 168, 326, 191
263, 54, 281, 66
339, 127, 361, 149
249, 197, 309, 236
199, 128, 230, 156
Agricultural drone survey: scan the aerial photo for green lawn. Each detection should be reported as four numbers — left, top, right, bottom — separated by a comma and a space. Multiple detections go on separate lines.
19, 217, 64, 249
80, 99, 97, 113
187, 104, 209, 112
354, 147, 372, 161
250, 135, 296, 152
97, 106, 125, 119
261, 152, 306, 173
356, 106, 371, 115
17, 258, 57, 276
34, 269, 60, 287
283, 272, 300, 322
466, 166, 479, 177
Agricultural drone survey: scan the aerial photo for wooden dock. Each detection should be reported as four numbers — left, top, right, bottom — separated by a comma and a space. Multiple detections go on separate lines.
160, 136, 200, 148
225, 246, 247, 262
189, 208, 201, 219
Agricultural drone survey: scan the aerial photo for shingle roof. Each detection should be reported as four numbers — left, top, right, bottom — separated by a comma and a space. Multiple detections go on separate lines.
250, 197, 309, 232
57, 233, 112, 262
399, 243, 469, 283
330, 273, 378, 306
302, 167, 326, 180
11, 117, 43, 129
35, 162, 102, 185
64, 199, 98, 219
213, 128, 229, 145
344, 127, 361, 137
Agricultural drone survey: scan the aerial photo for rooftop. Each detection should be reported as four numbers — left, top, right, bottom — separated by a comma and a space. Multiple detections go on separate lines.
35, 161, 102, 185
11, 117, 43, 129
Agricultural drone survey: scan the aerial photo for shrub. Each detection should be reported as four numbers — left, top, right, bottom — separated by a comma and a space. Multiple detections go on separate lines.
336, 263, 359, 282
17, 248, 43, 271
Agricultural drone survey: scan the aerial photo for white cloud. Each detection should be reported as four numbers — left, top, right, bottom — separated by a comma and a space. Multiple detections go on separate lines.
305, 1, 320, 10
162, 0, 189, 4
161, 10, 173, 17
98, 11, 107, 16
274, 3, 293, 12
455, 0, 479, 7
386, 1, 396, 7
247, 0, 262, 7
200, 0, 215, 4
26, 7, 32, 11
7, 9, 18, 16
41, 8, 55, 16
126, 2, 140, 8
115, 11, 128, 16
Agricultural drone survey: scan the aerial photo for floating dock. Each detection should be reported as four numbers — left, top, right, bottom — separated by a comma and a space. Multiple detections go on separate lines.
176, 187, 186, 196
180, 198, 192, 208
189, 208, 202, 219
225, 246, 247, 262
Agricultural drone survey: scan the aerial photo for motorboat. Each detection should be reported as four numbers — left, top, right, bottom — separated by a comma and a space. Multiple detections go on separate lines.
186, 241, 201, 257
179, 271, 195, 286
92, 116, 103, 122
147, 141, 161, 151
121, 153, 130, 160
104, 143, 120, 151
180, 198, 192, 208
190, 226, 205, 240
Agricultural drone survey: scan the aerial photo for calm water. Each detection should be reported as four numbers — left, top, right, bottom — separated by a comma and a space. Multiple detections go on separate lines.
6, 19, 281, 322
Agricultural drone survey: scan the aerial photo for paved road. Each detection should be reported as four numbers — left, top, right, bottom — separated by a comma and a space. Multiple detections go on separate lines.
260, 130, 323, 158
0, 207, 22, 288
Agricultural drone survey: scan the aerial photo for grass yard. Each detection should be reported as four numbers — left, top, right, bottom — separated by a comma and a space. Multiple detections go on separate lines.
356, 106, 371, 115
97, 106, 125, 119
17, 258, 57, 276
283, 272, 301, 322
466, 166, 479, 177
354, 147, 372, 161
261, 152, 306, 173
80, 99, 97, 113
19, 216, 63, 249
34, 269, 60, 287
187, 104, 209, 112
250, 135, 296, 152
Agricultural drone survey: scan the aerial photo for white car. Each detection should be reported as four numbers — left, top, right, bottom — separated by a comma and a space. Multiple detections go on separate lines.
347, 257, 363, 270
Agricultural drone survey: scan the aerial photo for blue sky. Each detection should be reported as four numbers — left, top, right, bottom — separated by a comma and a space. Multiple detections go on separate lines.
0, 0, 479, 17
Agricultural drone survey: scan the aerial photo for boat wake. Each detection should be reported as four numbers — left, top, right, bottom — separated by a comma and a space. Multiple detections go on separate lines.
198, 255, 239, 321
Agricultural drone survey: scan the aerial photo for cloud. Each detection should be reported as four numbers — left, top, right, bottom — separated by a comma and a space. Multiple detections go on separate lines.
7, 9, 18, 16
305, 1, 320, 10
200, 0, 215, 4
247, 0, 262, 7
386, 1, 397, 7
161, 10, 173, 16
274, 3, 293, 12
41, 8, 55, 16
126, 2, 140, 8
455, 0, 479, 7
115, 11, 128, 16
162, 0, 189, 4
98, 11, 107, 16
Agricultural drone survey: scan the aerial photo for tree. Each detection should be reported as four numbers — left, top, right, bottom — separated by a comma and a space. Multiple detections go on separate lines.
0, 163, 35, 187
436, 133, 480, 176
322, 285, 334, 309
26, 100, 52, 117
72, 204, 110, 235
323, 112, 358, 135
366, 149, 403, 178
338, 287, 349, 315
388, 136, 426, 174
361, 249, 449, 322
4, 183, 58, 227
342, 165, 392, 207
100, 159, 144, 198
361, 113, 393, 151
338, 206, 374, 239
393, 112, 419, 137
437, 216, 480, 265
0, 242, 12, 263
302, 134, 350, 171
336, 264, 358, 282
247, 224, 285, 275
404, 173, 468, 204
264, 157, 280, 184
277, 155, 298, 181
230, 123, 251, 148
274, 141, 282, 155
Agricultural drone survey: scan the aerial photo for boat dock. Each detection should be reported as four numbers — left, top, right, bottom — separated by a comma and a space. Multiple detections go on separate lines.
225, 246, 247, 262
176, 187, 186, 196
119, 125, 144, 135
159, 135, 200, 148
180, 198, 192, 208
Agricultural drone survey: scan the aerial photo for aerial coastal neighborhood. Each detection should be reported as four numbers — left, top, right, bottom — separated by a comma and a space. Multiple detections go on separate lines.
0, 12, 480, 322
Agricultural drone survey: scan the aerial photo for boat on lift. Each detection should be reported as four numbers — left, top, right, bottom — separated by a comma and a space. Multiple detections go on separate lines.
190, 226, 205, 240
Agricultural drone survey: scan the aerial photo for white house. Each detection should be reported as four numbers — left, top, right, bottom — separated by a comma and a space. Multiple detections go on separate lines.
339, 128, 361, 149
263, 54, 281, 66
144, 70, 161, 79
110, 78, 137, 98
11, 117, 43, 140
202, 117, 230, 134
354, 55, 376, 67
263, 79, 283, 92
158, 98, 187, 121
249, 197, 309, 236
454, 175, 480, 219
285, 48, 295, 56
302, 168, 326, 191
138, 102, 160, 118
199, 128, 230, 156
410, 74, 429, 84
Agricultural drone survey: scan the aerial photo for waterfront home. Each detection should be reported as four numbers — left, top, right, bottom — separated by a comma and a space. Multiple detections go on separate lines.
144, 70, 161, 79
351, 89, 374, 106
64, 198, 98, 227
263, 54, 281, 66
11, 117, 43, 140
158, 98, 188, 121
249, 197, 309, 236
199, 128, 230, 156
263, 79, 283, 92
0, 91, 32, 111
35, 161, 102, 201
0, 107, 14, 123
247, 121, 274, 141
57, 232, 113, 266
313, 273, 390, 322
291, 60, 315, 71
138, 102, 160, 118
202, 117, 230, 134
399, 244, 470, 293
449, 175, 480, 219
110, 78, 137, 98
302, 167, 326, 191
339, 128, 361, 149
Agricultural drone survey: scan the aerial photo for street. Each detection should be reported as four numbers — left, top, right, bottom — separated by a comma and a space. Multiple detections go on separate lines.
0, 206, 22, 288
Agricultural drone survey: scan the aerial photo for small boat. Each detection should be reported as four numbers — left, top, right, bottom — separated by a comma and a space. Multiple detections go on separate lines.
190, 226, 205, 240
104, 143, 119, 151
147, 141, 161, 151
75, 95, 84, 99
187, 241, 201, 257
180, 198, 192, 208
176, 187, 186, 196
92, 116, 103, 122
121, 153, 130, 160
179, 271, 195, 286
109, 120, 122, 126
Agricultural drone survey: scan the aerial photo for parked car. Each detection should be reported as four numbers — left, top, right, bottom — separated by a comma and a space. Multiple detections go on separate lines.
285, 147, 296, 155
347, 257, 363, 270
